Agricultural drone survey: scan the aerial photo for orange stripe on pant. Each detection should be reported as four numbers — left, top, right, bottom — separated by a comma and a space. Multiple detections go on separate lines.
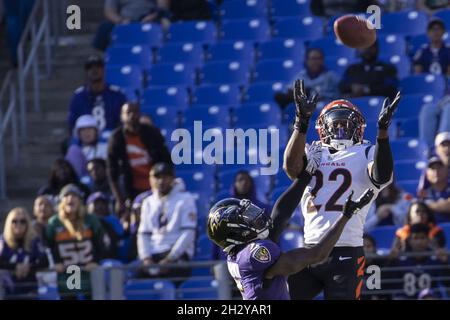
356, 256, 366, 299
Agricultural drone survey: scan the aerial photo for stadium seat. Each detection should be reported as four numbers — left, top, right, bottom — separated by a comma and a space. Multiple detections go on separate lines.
369, 225, 397, 250
394, 118, 419, 138
219, 0, 268, 20
220, 19, 271, 43
112, 23, 163, 47
350, 96, 385, 121
324, 56, 357, 77
390, 138, 428, 161
378, 34, 407, 57
275, 170, 292, 189
379, 54, 411, 79
147, 63, 196, 87
397, 180, 419, 196
280, 230, 303, 251
178, 169, 216, 193
257, 38, 305, 61
124, 279, 176, 300
195, 234, 213, 260
141, 86, 189, 108
199, 60, 250, 86
206, 40, 255, 64
270, 0, 311, 18
192, 84, 241, 106
106, 45, 152, 71
178, 277, 219, 300
308, 37, 356, 59
433, 9, 450, 30
394, 160, 427, 182
155, 43, 204, 67
233, 102, 281, 127
243, 81, 287, 103
394, 94, 435, 119
253, 59, 302, 83
400, 74, 446, 97
105, 65, 142, 93
142, 105, 181, 128
166, 21, 217, 44
380, 10, 429, 36
217, 167, 272, 196
273, 16, 324, 41
183, 105, 231, 128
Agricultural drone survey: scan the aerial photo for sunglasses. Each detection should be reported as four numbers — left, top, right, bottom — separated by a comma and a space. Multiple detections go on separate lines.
12, 219, 27, 225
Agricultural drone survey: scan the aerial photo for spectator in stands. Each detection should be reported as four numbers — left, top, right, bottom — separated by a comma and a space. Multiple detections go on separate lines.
32, 195, 54, 244
392, 200, 446, 257
362, 234, 390, 300
137, 163, 197, 279
413, 19, 450, 76
274, 48, 339, 109
37, 158, 90, 205
67, 55, 126, 137
417, 0, 449, 15
46, 184, 105, 298
0, 207, 47, 298
169, 0, 211, 21
93, 0, 171, 51
419, 156, 450, 223
365, 182, 413, 232
85, 158, 112, 197
230, 170, 271, 213
66, 115, 108, 178
339, 41, 398, 100
107, 102, 171, 216
310, 0, 377, 17
87, 192, 124, 259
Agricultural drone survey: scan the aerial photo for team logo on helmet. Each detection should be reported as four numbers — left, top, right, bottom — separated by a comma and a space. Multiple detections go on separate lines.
209, 210, 221, 233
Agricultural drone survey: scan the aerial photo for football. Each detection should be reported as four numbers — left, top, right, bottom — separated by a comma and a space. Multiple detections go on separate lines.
333, 15, 377, 49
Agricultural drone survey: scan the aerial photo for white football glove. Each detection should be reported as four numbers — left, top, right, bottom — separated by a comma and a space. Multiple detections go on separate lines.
305, 141, 322, 175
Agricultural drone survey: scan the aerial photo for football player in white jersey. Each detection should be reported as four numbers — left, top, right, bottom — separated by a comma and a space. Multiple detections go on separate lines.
283, 79, 401, 300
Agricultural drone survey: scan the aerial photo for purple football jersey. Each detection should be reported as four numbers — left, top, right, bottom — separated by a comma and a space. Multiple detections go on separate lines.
227, 239, 290, 300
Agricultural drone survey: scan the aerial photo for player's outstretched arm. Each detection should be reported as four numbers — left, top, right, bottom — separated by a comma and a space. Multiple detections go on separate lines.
283, 79, 319, 180
265, 189, 374, 279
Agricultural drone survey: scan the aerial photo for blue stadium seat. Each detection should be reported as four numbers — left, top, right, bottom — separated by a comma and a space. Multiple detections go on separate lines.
390, 138, 428, 161
397, 180, 419, 196
378, 34, 407, 57
112, 23, 163, 47
271, 0, 311, 18
407, 34, 430, 56
380, 10, 429, 36
193, 84, 241, 106
324, 56, 357, 76
124, 279, 176, 300
350, 96, 385, 121
244, 81, 287, 104
369, 225, 397, 250
106, 45, 152, 71
394, 160, 427, 182
105, 65, 142, 92
166, 21, 217, 44
433, 9, 450, 30
220, 19, 271, 43
273, 16, 324, 41
275, 170, 292, 189
141, 86, 189, 108
206, 40, 255, 64
217, 167, 272, 196
363, 120, 380, 144
379, 54, 411, 79
220, 0, 268, 20
394, 94, 435, 119
400, 74, 446, 97
156, 43, 204, 67
233, 102, 281, 126
179, 277, 219, 300
253, 59, 302, 83
280, 230, 303, 251
195, 234, 213, 260
142, 105, 181, 128
257, 38, 305, 60
199, 60, 250, 85
148, 63, 196, 87
394, 118, 419, 138
178, 169, 216, 192
308, 37, 356, 59
184, 105, 230, 128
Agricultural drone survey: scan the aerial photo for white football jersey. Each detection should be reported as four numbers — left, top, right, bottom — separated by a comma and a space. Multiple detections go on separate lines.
301, 142, 391, 247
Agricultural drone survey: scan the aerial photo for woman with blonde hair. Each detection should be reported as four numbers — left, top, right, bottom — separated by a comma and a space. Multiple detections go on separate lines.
46, 184, 105, 298
0, 207, 47, 298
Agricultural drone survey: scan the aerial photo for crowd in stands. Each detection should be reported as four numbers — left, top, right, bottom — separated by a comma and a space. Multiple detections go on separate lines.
1, 0, 450, 300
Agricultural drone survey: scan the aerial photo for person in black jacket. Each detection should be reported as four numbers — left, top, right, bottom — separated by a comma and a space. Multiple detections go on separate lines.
339, 41, 398, 100
107, 102, 171, 216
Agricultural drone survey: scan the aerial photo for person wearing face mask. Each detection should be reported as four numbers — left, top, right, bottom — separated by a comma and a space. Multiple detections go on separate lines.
339, 41, 398, 100
31, 195, 54, 245
46, 184, 105, 299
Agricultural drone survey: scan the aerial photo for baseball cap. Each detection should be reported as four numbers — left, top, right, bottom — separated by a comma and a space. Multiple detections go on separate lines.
86, 192, 108, 205
59, 183, 83, 199
151, 162, 174, 176
427, 156, 443, 167
75, 114, 98, 130
435, 131, 450, 148
84, 54, 104, 70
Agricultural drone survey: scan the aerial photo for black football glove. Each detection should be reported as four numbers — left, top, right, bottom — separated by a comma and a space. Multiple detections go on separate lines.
342, 189, 375, 219
293, 79, 319, 134
377, 91, 401, 130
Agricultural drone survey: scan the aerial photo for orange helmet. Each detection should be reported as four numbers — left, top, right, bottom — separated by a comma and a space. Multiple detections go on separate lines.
315, 99, 366, 150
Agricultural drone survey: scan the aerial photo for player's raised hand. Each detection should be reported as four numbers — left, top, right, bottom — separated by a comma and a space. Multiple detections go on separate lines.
293, 79, 319, 133
304, 141, 322, 175
378, 91, 401, 130
342, 189, 375, 218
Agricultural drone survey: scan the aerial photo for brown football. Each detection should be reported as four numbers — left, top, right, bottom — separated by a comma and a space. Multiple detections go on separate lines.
334, 15, 377, 49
